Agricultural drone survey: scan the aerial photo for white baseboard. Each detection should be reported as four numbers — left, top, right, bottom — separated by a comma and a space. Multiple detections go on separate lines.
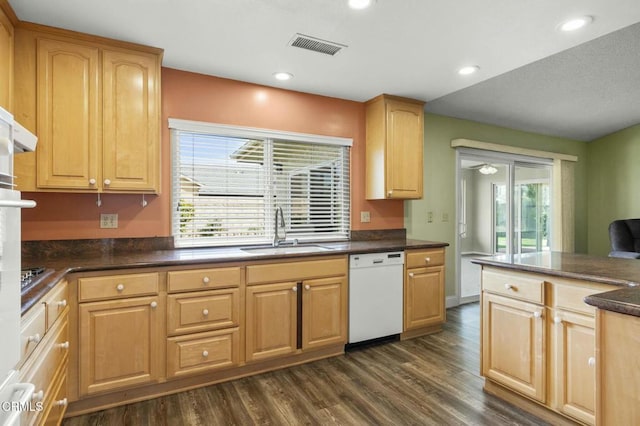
446, 296, 459, 308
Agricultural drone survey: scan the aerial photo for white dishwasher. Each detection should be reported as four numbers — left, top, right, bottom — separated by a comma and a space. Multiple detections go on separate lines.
348, 251, 404, 344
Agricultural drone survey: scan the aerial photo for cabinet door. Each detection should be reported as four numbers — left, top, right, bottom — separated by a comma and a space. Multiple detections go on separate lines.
245, 282, 298, 362
302, 276, 347, 350
385, 98, 423, 199
551, 309, 595, 425
102, 49, 159, 192
0, 9, 13, 111
482, 292, 545, 402
37, 38, 99, 190
79, 296, 162, 396
404, 266, 445, 330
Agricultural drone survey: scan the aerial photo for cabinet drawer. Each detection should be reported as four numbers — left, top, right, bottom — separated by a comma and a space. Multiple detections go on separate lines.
43, 368, 68, 426
79, 272, 159, 301
246, 256, 347, 285
551, 281, 611, 316
167, 328, 240, 378
482, 268, 544, 304
45, 280, 68, 330
20, 302, 46, 365
406, 249, 445, 269
167, 288, 239, 336
168, 267, 241, 293
20, 317, 69, 426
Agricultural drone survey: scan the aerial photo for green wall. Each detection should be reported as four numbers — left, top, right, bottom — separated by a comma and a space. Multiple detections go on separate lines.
405, 113, 589, 299
587, 123, 640, 256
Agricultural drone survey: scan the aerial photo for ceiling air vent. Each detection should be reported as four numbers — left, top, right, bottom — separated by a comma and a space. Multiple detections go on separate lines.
289, 33, 347, 56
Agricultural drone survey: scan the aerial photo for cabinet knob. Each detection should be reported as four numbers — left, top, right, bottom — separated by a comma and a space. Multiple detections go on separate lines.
89, 178, 96, 186
387, 190, 393, 197
553, 316, 562, 324
28, 333, 41, 344
104, 179, 111, 186
32, 390, 44, 402
408, 272, 415, 278
305, 284, 310, 291
588, 356, 596, 367
202, 309, 209, 316
202, 276, 210, 284
425, 257, 431, 263
292, 286, 298, 292
533, 311, 542, 319
116, 284, 125, 292
55, 398, 68, 407
150, 301, 158, 308
57, 299, 67, 308
58, 341, 70, 350
202, 350, 209, 358
504, 284, 514, 291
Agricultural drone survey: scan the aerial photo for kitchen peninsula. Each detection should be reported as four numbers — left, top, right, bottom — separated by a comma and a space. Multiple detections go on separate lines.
473, 251, 640, 426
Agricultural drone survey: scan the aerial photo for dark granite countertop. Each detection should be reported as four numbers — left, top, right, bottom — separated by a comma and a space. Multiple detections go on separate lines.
21, 238, 449, 314
472, 251, 640, 317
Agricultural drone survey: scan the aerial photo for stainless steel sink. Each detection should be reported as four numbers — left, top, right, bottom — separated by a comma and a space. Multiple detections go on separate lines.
241, 244, 332, 255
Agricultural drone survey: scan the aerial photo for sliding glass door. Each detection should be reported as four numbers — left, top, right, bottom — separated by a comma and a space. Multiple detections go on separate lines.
457, 151, 552, 302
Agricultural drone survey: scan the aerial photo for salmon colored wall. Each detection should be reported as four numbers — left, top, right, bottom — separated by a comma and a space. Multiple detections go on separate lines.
21, 68, 403, 241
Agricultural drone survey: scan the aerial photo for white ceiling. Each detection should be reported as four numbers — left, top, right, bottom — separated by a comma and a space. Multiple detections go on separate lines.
9, 0, 640, 141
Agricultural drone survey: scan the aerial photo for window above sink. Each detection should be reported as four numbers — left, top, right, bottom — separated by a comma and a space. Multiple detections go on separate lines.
169, 119, 352, 248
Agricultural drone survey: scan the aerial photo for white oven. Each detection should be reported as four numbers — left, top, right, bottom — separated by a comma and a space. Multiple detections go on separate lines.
0, 107, 37, 425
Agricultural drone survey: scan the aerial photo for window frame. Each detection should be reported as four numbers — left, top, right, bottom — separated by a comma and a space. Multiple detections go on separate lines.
169, 119, 352, 248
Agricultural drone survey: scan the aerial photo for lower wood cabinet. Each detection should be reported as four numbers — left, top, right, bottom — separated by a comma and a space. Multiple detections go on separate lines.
551, 309, 595, 424
245, 281, 298, 362
78, 295, 163, 396
481, 267, 612, 426
167, 328, 240, 378
482, 292, 546, 402
302, 276, 347, 350
19, 279, 70, 426
404, 248, 446, 335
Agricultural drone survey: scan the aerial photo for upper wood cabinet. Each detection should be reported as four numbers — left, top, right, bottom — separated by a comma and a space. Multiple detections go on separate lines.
365, 94, 425, 200
0, 5, 14, 111
14, 26, 162, 193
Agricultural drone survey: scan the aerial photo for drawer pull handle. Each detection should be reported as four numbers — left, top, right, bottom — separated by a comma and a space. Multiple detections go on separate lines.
57, 299, 67, 308
504, 284, 514, 291
32, 390, 44, 402
305, 284, 310, 291
425, 257, 431, 263
408, 272, 415, 278
202, 350, 209, 358
28, 333, 41, 344
292, 286, 298, 292
553, 316, 562, 324
55, 398, 68, 407
588, 357, 596, 367
58, 341, 70, 350
533, 311, 542, 319
116, 284, 125, 292
202, 276, 210, 284
150, 301, 158, 309
202, 309, 209, 316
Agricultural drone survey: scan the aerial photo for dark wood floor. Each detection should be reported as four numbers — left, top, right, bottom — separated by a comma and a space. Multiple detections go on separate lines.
63, 303, 548, 425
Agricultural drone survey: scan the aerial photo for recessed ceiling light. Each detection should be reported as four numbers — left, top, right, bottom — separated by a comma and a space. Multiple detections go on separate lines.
273, 72, 293, 81
348, 0, 374, 10
458, 65, 479, 76
559, 16, 593, 32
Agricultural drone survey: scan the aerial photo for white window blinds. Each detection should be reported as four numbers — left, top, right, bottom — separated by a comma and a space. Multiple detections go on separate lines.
170, 120, 351, 248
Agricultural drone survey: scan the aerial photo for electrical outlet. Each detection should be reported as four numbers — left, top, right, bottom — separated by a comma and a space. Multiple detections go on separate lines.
360, 211, 371, 223
427, 211, 433, 223
100, 213, 118, 229
442, 212, 449, 222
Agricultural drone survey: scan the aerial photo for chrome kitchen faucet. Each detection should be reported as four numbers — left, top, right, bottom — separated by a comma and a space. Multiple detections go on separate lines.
273, 206, 287, 246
